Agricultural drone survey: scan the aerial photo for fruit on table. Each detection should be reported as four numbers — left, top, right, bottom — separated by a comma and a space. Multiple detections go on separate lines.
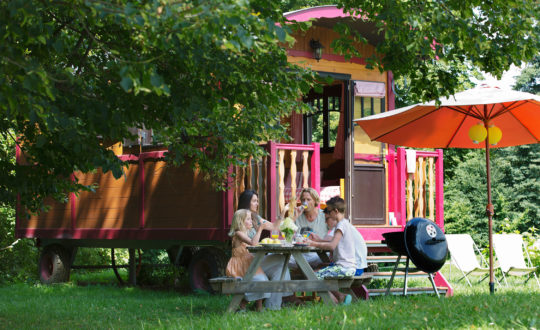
260, 238, 281, 244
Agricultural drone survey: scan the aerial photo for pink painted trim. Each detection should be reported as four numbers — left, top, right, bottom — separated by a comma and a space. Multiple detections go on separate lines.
287, 50, 367, 65
284, 5, 364, 22
386, 146, 396, 220
70, 174, 76, 230
357, 227, 402, 241
311, 142, 321, 194
15, 228, 229, 241
434, 271, 453, 297
267, 141, 277, 222
117, 150, 167, 162
354, 153, 381, 162
139, 151, 167, 160
436, 149, 444, 229
274, 143, 317, 151
224, 165, 235, 228
414, 151, 439, 157
397, 148, 407, 227
387, 71, 395, 111
117, 154, 139, 162
139, 157, 145, 229
15, 143, 20, 163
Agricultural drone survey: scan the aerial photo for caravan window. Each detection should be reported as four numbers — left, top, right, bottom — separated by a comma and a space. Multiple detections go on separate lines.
303, 84, 342, 152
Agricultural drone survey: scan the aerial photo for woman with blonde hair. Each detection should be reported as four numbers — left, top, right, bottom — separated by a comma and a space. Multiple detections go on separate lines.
226, 209, 273, 311
237, 189, 302, 308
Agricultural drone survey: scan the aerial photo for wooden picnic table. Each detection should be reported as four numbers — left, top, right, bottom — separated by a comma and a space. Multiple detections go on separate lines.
222, 244, 350, 312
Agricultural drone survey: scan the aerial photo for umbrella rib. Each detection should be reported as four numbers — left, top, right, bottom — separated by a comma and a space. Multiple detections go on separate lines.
489, 100, 523, 119
371, 107, 442, 141
486, 103, 497, 119
445, 112, 469, 148
447, 106, 484, 120
508, 109, 540, 142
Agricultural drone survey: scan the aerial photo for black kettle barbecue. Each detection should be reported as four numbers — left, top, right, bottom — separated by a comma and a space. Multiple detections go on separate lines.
381, 217, 448, 297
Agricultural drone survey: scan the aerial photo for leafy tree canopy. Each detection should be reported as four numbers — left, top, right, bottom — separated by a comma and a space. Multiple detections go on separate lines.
335, 0, 539, 102
1, 0, 538, 212
1, 0, 316, 211
514, 55, 540, 94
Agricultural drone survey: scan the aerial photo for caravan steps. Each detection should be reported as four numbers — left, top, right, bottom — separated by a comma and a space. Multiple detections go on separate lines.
368, 286, 448, 296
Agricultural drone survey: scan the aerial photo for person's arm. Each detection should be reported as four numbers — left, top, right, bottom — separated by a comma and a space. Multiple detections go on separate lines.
308, 229, 342, 251
271, 204, 289, 230
236, 226, 266, 246
308, 232, 322, 242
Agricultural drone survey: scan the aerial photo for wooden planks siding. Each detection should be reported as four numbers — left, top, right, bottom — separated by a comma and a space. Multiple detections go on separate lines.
143, 161, 221, 229
20, 197, 71, 229
76, 165, 140, 229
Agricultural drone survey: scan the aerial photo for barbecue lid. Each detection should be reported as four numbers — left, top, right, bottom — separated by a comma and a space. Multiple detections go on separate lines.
404, 217, 448, 273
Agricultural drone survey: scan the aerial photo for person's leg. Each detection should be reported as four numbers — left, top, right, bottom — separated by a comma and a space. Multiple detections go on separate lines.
244, 273, 271, 303
304, 252, 323, 269
332, 290, 345, 303
289, 252, 322, 270
260, 254, 297, 309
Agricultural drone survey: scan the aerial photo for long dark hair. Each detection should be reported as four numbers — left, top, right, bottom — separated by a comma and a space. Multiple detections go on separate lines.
238, 189, 257, 211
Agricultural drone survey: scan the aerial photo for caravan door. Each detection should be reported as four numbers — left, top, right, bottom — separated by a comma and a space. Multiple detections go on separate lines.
347, 81, 387, 225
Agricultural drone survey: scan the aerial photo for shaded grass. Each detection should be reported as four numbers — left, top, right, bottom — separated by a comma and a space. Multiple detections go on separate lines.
0, 268, 538, 329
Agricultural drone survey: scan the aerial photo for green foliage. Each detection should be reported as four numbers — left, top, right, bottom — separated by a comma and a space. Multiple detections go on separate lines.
74, 247, 120, 269
335, 0, 539, 104
498, 218, 539, 273
1, 0, 316, 212
137, 249, 181, 287
1, 0, 538, 214
0, 205, 37, 284
0, 133, 37, 283
444, 146, 539, 247
514, 55, 540, 94
394, 64, 481, 108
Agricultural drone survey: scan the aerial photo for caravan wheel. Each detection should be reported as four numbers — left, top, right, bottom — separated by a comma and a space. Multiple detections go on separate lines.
39, 245, 71, 284
188, 247, 227, 293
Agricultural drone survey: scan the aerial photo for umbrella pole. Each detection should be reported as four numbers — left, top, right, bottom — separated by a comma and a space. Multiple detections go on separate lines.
485, 131, 495, 294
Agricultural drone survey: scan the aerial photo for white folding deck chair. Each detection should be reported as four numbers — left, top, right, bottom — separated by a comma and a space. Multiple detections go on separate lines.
446, 234, 496, 286
493, 234, 540, 288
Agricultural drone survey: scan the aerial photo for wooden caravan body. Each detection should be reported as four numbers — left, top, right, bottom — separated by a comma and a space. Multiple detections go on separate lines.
16, 6, 449, 292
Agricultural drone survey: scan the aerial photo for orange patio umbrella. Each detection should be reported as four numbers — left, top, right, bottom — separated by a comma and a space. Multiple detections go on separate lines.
355, 86, 540, 294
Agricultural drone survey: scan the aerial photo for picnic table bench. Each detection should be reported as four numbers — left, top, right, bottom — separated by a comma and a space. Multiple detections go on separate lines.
210, 244, 357, 312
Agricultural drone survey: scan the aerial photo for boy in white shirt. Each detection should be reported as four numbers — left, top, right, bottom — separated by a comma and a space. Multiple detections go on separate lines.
307, 196, 357, 305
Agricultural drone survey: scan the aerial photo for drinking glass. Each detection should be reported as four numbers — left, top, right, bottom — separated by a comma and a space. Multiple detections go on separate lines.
271, 230, 280, 240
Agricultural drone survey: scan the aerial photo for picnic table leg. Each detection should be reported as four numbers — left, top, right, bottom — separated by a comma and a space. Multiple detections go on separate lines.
279, 254, 291, 281
292, 251, 335, 305
227, 295, 245, 313
226, 251, 266, 313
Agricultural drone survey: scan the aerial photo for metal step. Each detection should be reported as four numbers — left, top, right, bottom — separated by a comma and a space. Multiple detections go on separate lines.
366, 255, 400, 263
366, 271, 429, 279
369, 287, 448, 296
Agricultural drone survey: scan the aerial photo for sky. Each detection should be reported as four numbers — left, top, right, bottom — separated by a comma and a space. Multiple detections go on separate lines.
471, 64, 523, 90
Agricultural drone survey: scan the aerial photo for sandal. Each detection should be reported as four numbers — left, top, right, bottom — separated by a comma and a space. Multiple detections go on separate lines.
341, 294, 352, 305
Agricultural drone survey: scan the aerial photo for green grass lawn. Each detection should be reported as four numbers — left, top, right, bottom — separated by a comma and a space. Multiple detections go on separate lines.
0, 267, 538, 329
